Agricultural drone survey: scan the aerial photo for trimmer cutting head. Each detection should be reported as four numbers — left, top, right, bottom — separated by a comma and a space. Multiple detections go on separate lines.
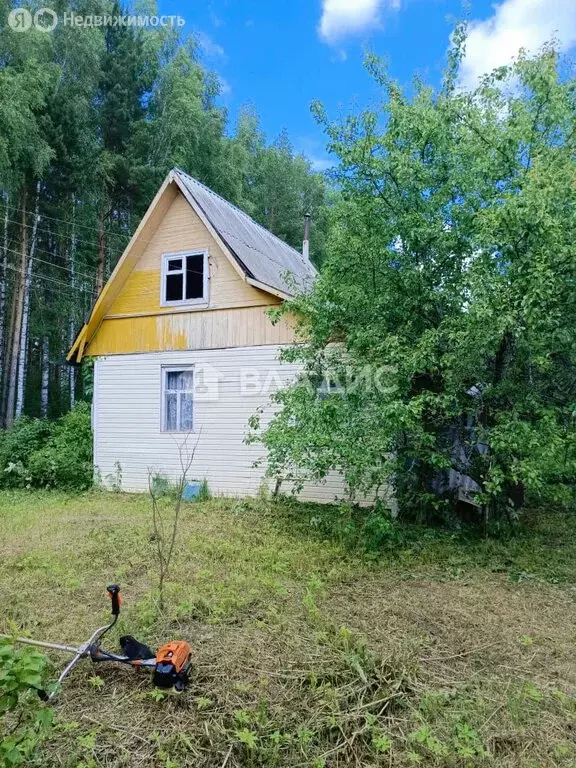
0, 585, 192, 700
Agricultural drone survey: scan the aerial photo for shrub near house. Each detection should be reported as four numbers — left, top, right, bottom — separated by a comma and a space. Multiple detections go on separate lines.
0, 403, 92, 490
259, 44, 576, 526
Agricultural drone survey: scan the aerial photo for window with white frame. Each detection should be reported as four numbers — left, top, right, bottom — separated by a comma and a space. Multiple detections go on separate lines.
163, 368, 194, 432
161, 251, 208, 305
316, 375, 344, 400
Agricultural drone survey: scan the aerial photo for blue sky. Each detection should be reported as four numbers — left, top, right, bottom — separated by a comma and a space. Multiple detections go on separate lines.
159, 0, 576, 170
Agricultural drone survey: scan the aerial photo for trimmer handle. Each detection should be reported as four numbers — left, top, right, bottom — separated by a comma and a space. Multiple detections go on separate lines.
106, 584, 121, 616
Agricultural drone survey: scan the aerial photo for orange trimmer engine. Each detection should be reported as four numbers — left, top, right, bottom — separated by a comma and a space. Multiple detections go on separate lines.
153, 640, 192, 692
1, 585, 194, 700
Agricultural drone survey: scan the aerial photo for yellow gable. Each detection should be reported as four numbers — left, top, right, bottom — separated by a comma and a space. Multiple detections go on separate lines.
108, 192, 274, 316
69, 180, 296, 360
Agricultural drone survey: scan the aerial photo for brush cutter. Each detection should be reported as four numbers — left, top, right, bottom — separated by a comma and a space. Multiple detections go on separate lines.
0, 585, 192, 700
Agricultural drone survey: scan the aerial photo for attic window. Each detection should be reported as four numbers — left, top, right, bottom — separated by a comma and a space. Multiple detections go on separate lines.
161, 251, 208, 306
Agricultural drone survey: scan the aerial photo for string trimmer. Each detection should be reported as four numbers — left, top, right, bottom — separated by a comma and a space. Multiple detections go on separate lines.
0, 585, 192, 700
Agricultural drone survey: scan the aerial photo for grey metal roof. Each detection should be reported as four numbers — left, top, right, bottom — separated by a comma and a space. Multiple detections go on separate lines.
175, 169, 317, 297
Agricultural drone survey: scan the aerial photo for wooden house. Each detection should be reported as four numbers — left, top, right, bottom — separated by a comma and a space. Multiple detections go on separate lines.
68, 169, 347, 501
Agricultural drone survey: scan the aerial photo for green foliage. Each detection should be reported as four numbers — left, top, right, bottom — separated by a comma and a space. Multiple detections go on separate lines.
105, 461, 122, 493
195, 478, 211, 502
274, 496, 401, 551
0, 403, 92, 490
0, 5, 329, 427
255, 39, 576, 526
0, 418, 52, 486
149, 473, 173, 499
273, 495, 576, 583
0, 639, 53, 766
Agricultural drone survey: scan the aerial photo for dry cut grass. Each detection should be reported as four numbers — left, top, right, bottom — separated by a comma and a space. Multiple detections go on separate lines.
0, 490, 575, 767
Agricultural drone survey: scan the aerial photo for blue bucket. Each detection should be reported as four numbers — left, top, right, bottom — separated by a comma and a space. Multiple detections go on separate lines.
182, 481, 202, 501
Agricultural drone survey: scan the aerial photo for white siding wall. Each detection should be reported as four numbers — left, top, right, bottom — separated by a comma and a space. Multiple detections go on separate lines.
94, 346, 355, 503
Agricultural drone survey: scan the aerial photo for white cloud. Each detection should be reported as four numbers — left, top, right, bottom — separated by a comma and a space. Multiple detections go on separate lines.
459, 0, 576, 90
319, 0, 399, 43
331, 48, 348, 63
217, 75, 232, 96
309, 156, 334, 172
195, 30, 226, 60
295, 136, 334, 171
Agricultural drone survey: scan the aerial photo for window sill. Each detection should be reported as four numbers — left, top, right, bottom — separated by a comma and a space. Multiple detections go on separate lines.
160, 300, 208, 309
161, 429, 197, 434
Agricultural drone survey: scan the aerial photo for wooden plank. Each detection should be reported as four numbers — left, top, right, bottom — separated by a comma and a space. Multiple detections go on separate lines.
87, 307, 297, 356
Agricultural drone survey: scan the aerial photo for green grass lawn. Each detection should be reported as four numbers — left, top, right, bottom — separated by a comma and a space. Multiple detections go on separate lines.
1, 490, 575, 767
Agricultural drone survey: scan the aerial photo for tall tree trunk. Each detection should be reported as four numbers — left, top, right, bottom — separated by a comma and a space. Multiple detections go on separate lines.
5, 189, 27, 428
96, 209, 106, 295
1, 265, 18, 425
0, 192, 9, 385
68, 194, 76, 408
40, 336, 49, 417
15, 182, 40, 419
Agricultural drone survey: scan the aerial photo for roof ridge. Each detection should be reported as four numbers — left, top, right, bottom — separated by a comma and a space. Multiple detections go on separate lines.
173, 168, 311, 267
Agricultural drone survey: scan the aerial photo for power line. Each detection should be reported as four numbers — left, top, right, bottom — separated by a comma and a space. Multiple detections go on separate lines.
3, 238, 206, 295
1, 217, 112, 268
3, 244, 209, 303
1, 213, 127, 261
0, 199, 131, 244
29, 254, 96, 286
2, 245, 96, 287
4, 263, 96, 295
29, 282, 91, 308
1, 243, 98, 285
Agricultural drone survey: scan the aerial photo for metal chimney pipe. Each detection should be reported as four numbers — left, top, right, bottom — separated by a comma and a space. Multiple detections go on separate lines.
303, 213, 311, 260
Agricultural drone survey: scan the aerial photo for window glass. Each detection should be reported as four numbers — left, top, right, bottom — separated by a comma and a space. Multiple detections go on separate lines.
177, 370, 194, 391
165, 273, 183, 302
165, 392, 177, 431
163, 253, 206, 303
166, 371, 179, 390
164, 370, 194, 431
185, 254, 204, 300
180, 393, 193, 431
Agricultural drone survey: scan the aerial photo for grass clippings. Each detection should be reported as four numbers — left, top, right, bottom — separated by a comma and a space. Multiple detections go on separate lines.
0, 490, 575, 767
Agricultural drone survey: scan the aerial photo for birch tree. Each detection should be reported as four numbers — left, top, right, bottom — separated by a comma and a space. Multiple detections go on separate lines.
0, 192, 9, 379
5, 193, 27, 427
15, 181, 40, 418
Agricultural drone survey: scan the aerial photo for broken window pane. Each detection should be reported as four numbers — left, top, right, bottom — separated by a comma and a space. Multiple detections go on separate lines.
166, 273, 183, 302
186, 254, 204, 299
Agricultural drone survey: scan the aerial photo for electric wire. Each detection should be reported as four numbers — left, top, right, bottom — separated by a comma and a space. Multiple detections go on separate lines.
4, 263, 96, 295
2, 245, 97, 288
1, 247, 97, 286
1, 213, 127, 262
1, 221, 116, 272
0, 199, 131, 244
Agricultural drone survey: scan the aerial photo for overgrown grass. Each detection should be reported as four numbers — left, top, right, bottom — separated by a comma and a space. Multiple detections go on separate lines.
1, 490, 575, 767
271, 496, 576, 584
